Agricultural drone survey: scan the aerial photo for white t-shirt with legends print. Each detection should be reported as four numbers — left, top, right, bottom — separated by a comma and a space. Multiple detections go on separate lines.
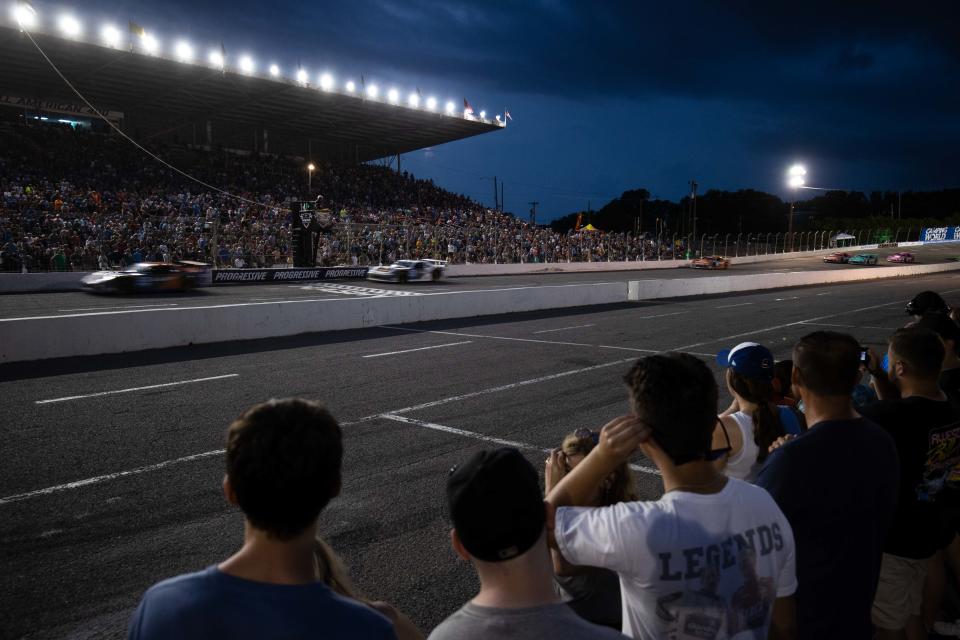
555, 478, 796, 640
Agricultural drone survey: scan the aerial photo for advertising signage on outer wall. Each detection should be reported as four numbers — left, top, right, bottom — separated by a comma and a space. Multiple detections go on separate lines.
921, 227, 960, 243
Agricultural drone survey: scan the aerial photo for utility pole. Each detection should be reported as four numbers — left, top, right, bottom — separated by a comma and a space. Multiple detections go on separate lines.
500, 182, 504, 212
493, 176, 499, 210
689, 180, 698, 241
528, 201, 539, 225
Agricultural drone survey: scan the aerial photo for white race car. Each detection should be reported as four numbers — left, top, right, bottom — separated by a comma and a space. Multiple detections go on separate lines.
366, 259, 446, 283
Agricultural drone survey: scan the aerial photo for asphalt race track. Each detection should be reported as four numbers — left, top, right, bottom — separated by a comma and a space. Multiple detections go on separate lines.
2, 243, 957, 320
3, 262, 960, 637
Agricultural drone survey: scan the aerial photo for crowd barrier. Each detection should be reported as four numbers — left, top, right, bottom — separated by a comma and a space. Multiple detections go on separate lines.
4, 260, 960, 363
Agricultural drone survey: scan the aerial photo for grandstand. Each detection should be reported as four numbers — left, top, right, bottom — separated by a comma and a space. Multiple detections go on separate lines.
0, 19, 502, 161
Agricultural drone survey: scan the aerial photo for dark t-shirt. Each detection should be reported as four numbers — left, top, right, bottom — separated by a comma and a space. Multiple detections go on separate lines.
859, 397, 960, 558
127, 566, 396, 640
941, 368, 960, 405
756, 417, 898, 640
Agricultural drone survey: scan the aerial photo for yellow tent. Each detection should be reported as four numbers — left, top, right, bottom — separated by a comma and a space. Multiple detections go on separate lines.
580, 223, 599, 231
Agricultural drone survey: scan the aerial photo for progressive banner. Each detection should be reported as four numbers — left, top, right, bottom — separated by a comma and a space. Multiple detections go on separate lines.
212, 267, 369, 284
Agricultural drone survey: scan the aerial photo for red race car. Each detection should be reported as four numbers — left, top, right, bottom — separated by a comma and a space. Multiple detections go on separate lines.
690, 255, 730, 270
886, 252, 916, 264
823, 252, 852, 264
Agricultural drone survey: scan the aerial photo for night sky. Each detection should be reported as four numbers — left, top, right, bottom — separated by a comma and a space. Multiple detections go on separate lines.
20, 0, 960, 220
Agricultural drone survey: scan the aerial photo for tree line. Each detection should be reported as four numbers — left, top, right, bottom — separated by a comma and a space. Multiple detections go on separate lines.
548, 188, 960, 235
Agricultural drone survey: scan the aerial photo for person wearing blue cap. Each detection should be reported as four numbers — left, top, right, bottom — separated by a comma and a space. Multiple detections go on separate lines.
712, 342, 803, 482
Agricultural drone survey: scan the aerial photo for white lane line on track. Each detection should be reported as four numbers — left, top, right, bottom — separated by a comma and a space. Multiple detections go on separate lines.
379, 413, 661, 476
774, 297, 799, 302
0, 450, 224, 506
382, 325, 596, 348
533, 324, 596, 334
716, 303, 753, 309
362, 341, 473, 358
56, 303, 179, 312
799, 321, 896, 330
2, 358, 640, 505
35, 374, 239, 405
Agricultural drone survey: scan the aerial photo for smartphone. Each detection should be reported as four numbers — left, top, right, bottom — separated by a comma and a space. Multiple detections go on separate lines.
859, 348, 869, 364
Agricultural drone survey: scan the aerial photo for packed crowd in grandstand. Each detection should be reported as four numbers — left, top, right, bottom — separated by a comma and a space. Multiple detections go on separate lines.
122, 289, 960, 639
0, 123, 683, 272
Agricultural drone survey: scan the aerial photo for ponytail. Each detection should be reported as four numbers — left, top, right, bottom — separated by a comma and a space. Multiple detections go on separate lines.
730, 371, 786, 463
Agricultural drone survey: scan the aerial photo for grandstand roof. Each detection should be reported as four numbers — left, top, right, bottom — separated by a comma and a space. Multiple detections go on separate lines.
0, 25, 503, 161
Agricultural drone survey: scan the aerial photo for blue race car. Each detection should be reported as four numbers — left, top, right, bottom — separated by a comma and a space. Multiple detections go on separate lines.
848, 254, 879, 266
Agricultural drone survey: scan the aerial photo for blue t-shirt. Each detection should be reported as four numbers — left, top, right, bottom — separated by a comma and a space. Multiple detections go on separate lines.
757, 418, 898, 640
128, 566, 396, 640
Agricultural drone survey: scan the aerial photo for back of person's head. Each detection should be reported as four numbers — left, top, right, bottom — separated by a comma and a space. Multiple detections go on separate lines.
226, 398, 343, 540
792, 331, 861, 398
907, 291, 950, 317
447, 447, 545, 564
917, 313, 960, 357
623, 353, 718, 465
887, 327, 945, 381
560, 430, 638, 505
716, 342, 784, 464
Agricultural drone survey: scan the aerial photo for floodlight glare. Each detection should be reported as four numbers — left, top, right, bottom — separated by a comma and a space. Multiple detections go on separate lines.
141, 33, 159, 55
408, 93, 419, 107
387, 88, 399, 104
307, 163, 315, 171
319, 73, 334, 91
209, 50, 224, 68
12, 2, 37, 28
367, 84, 379, 98
58, 14, 82, 38
426, 96, 437, 111
175, 41, 194, 62
479, 110, 486, 119
269, 64, 280, 77
295, 68, 308, 84
239, 55, 255, 74
445, 100, 455, 114
788, 164, 807, 177
788, 175, 805, 189
101, 23, 121, 48
345, 80, 356, 93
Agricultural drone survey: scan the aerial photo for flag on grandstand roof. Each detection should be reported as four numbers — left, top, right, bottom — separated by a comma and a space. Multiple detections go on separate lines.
416, 87, 423, 98
128, 20, 145, 37
463, 98, 474, 114
505, 110, 513, 121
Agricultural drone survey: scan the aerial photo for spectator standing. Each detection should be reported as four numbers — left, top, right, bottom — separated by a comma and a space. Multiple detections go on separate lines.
127, 398, 395, 640
544, 428, 637, 629
757, 331, 899, 639
916, 312, 960, 404
713, 342, 802, 481
547, 353, 797, 639
429, 447, 624, 640
860, 328, 960, 640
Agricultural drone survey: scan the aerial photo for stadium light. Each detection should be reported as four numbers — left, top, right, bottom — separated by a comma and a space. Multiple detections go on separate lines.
209, 49, 224, 68
444, 100, 455, 115
141, 33, 159, 55
269, 63, 280, 77
408, 92, 419, 108
296, 68, 308, 84
12, 1, 37, 29
239, 55, 255, 74
345, 80, 356, 93
319, 73, 334, 91
58, 14, 82, 38
367, 84, 379, 99
426, 96, 437, 111
787, 164, 807, 189
174, 41, 194, 63
387, 88, 399, 104
479, 110, 486, 119
101, 23, 121, 48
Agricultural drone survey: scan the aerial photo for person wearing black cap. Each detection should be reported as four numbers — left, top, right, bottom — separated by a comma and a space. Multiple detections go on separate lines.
907, 290, 951, 319
546, 353, 797, 639
917, 312, 960, 404
429, 447, 625, 640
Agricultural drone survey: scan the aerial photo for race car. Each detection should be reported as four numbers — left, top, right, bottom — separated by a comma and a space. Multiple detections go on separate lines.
366, 259, 446, 283
848, 253, 879, 266
886, 252, 916, 264
823, 252, 852, 264
690, 255, 730, 270
81, 261, 210, 293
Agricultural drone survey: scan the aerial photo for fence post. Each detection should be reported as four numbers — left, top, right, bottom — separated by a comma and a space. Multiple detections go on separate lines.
724, 233, 730, 257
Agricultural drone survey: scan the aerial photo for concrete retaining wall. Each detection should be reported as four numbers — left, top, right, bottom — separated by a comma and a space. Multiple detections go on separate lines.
0, 282, 627, 363
628, 261, 960, 301
0, 272, 92, 293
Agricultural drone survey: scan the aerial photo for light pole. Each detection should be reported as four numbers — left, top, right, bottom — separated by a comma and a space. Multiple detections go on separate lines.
307, 163, 315, 194
787, 164, 806, 251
